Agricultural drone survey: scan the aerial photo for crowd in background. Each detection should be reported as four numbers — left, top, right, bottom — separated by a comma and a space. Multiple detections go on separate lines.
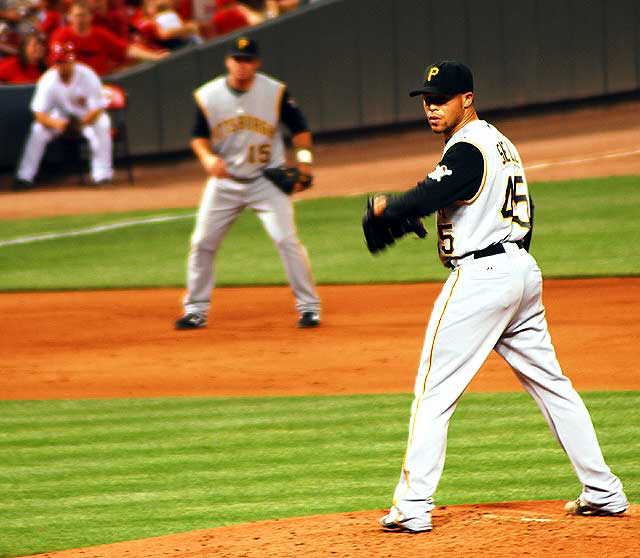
0, 0, 316, 84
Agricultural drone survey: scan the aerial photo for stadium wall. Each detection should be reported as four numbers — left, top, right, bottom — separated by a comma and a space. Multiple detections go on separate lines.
1, 0, 638, 169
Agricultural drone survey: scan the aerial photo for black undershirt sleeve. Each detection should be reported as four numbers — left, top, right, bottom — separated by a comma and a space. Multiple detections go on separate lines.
382, 141, 485, 220
280, 88, 309, 135
191, 104, 210, 138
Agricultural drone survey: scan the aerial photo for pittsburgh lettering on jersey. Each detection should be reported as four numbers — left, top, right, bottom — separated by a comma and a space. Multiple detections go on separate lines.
495, 141, 520, 165
211, 115, 276, 142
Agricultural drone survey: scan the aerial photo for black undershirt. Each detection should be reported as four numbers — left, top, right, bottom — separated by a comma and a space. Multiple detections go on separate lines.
192, 85, 309, 138
383, 141, 485, 220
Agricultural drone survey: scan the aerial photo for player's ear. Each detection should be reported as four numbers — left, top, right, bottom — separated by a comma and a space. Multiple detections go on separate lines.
462, 92, 474, 108
254, 58, 262, 70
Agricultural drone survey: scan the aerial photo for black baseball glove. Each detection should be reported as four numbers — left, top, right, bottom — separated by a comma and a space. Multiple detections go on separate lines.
362, 195, 428, 254
263, 166, 313, 195
61, 115, 82, 140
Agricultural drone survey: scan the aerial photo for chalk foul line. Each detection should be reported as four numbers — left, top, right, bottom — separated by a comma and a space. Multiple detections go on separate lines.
0, 213, 196, 247
526, 148, 640, 170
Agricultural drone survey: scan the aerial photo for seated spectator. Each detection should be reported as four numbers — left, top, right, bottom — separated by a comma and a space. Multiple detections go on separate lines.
50, 0, 168, 75
36, 0, 65, 39
87, 0, 129, 40
264, 0, 299, 17
14, 41, 113, 188
122, 0, 142, 23
236, 0, 267, 24
0, 20, 19, 58
144, 0, 201, 50
0, 31, 47, 83
211, 0, 248, 36
129, 3, 161, 49
174, 0, 190, 21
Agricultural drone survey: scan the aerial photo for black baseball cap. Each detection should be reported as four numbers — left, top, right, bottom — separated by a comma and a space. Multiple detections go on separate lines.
228, 37, 260, 59
409, 61, 474, 97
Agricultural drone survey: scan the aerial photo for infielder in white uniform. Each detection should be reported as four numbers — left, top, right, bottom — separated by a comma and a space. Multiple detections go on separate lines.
15, 42, 113, 188
175, 37, 321, 330
366, 61, 627, 533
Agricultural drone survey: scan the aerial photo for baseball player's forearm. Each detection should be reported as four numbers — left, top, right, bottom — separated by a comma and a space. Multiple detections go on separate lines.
292, 131, 312, 155
191, 137, 227, 177
34, 111, 67, 132
191, 137, 213, 162
126, 44, 169, 62
81, 108, 103, 126
292, 131, 312, 175
384, 179, 466, 220
156, 25, 195, 40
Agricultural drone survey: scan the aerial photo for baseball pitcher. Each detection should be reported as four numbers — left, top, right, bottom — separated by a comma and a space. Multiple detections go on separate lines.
363, 61, 628, 533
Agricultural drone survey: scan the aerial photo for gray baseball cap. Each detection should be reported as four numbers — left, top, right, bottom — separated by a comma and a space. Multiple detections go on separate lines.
409, 61, 474, 97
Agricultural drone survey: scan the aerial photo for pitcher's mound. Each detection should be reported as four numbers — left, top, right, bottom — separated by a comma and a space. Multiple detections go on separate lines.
27, 501, 637, 558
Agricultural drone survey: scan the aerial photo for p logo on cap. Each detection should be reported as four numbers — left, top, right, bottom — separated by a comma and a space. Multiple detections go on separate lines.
228, 36, 259, 58
409, 60, 474, 97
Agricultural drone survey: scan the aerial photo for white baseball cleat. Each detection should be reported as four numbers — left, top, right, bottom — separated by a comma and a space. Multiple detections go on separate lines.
564, 498, 628, 516
379, 510, 432, 533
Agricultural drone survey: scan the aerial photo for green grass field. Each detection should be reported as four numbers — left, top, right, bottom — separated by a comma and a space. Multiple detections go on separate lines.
1, 175, 638, 556
1, 392, 638, 557
0, 176, 638, 290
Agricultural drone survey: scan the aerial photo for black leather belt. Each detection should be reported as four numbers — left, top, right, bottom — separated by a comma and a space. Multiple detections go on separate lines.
468, 240, 524, 260
228, 174, 260, 184
445, 240, 525, 268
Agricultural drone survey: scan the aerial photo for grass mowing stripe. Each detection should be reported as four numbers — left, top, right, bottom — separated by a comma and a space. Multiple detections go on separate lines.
1, 176, 639, 291
0, 392, 638, 557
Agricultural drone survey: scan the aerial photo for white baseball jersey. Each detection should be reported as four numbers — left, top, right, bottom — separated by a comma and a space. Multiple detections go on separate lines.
436, 120, 531, 266
194, 72, 287, 179
31, 62, 107, 118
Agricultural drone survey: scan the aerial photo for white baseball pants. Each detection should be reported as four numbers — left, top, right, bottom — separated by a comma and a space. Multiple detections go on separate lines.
16, 112, 113, 183
183, 175, 320, 317
389, 242, 627, 522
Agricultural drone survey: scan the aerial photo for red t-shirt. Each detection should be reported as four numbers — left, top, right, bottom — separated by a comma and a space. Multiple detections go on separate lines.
212, 7, 249, 35
38, 10, 64, 37
0, 56, 44, 84
92, 9, 130, 40
49, 24, 129, 75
